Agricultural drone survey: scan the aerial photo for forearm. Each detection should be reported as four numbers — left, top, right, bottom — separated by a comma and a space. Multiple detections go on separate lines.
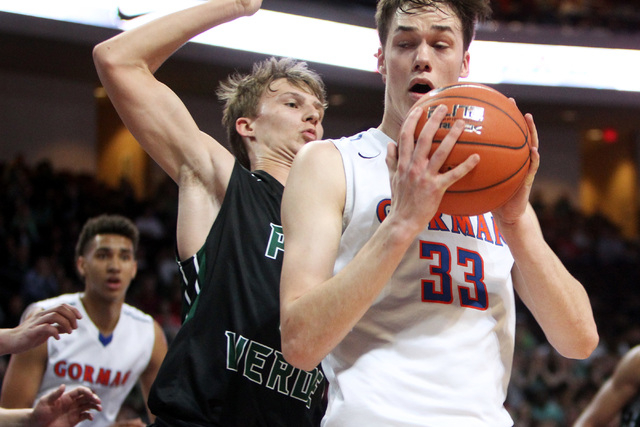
0, 408, 32, 427
0, 329, 13, 356
498, 206, 598, 359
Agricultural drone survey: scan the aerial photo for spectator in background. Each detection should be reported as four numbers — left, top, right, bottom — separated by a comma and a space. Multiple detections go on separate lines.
21, 255, 59, 306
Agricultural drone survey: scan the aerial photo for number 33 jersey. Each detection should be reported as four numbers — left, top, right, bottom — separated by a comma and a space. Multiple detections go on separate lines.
324, 128, 516, 427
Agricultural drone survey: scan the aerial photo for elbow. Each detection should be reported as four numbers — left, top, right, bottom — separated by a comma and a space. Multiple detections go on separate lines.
280, 320, 322, 372
281, 341, 318, 373
92, 41, 121, 76
92, 42, 107, 67
558, 327, 599, 360
578, 328, 600, 359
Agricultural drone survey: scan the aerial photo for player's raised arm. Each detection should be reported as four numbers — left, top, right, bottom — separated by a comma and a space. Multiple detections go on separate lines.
93, 0, 262, 257
93, 0, 261, 185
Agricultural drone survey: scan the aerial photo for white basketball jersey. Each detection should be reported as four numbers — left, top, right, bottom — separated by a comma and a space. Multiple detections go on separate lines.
33, 293, 155, 427
323, 128, 516, 427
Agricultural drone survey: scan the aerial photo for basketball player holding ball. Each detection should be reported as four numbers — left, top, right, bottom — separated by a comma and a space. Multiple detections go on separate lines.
279, 0, 599, 425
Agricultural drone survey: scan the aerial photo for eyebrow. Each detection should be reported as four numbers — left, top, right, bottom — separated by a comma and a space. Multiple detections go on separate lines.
395, 24, 455, 35
282, 91, 325, 111
95, 246, 133, 254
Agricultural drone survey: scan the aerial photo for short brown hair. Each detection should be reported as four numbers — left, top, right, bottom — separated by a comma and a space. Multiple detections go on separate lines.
75, 214, 139, 259
217, 57, 327, 170
375, 0, 492, 52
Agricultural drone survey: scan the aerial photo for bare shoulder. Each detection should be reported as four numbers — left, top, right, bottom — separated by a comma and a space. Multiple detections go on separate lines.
296, 140, 342, 164
607, 345, 640, 388
287, 140, 345, 208
290, 140, 344, 186
620, 346, 640, 370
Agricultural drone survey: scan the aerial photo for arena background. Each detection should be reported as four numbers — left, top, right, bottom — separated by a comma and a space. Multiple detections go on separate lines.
1, 0, 640, 425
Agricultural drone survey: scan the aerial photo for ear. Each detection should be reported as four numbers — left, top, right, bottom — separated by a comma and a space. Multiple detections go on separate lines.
376, 47, 387, 83
131, 260, 138, 280
236, 117, 255, 138
76, 256, 86, 278
459, 50, 470, 79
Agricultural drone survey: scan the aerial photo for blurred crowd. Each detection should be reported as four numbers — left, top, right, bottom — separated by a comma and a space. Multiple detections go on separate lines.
0, 155, 183, 348
489, 0, 640, 31
505, 192, 640, 426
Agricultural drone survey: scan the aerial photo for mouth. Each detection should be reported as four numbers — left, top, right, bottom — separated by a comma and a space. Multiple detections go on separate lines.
302, 129, 317, 142
106, 277, 122, 289
409, 83, 433, 96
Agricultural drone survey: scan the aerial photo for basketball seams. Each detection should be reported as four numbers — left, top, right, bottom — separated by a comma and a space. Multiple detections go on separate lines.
445, 156, 530, 194
431, 138, 527, 150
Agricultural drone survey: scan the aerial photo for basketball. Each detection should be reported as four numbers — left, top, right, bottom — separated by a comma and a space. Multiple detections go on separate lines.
414, 83, 531, 216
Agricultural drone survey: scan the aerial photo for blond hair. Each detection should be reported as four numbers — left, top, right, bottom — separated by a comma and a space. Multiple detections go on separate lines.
217, 57, 327, 169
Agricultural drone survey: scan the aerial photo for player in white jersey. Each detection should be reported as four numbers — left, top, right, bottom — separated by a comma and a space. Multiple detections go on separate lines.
279, 0, 599, 425
1, 214, 167, 427
323, 128, 516, 425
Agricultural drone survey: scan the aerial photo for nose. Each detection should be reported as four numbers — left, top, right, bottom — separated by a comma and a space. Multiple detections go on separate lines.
107, 256, 121, 271
305, 108, 321, 125
413, 42, 431, 72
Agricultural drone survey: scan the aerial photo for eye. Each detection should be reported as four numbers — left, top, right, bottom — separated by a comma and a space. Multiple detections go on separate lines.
397, 40, 416, 49
285, 101, 298, 108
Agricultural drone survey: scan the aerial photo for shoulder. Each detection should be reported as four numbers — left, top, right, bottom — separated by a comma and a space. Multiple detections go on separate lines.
621, 346, 640, 370
33, 293, 78, 307
613, 346, 640, 385
23, 293, 79, 320
289, 141, 344, 197
294, 140, 342, 172
121, 303, 155, 325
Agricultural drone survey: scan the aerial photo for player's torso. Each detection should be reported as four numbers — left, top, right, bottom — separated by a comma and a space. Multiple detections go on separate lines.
36, 293, 155, 427
149, 164, 326, 426
324, 129, 515, 426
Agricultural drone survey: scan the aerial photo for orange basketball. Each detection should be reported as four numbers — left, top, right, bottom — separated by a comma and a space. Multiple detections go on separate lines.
414, 83, 531, 216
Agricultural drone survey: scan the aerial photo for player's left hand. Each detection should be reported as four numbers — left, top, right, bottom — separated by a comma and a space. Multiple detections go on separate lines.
31, 384, 102, 427
492, 112, 540, 224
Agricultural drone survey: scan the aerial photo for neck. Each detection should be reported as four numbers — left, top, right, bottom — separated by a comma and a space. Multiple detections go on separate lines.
80, 293, 122, 335
378, 102, 405, 142
251, 159, 291, 186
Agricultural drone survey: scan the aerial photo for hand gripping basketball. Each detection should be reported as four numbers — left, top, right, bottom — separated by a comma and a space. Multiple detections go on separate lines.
414, 83, 531, 216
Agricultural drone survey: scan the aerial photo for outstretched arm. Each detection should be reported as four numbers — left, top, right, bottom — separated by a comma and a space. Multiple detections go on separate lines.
573, 346, 640, 426
493, 113, 598, 359
0, 304, 81, 355
1, 307, 53, 409
280, 106, 479, 371
93, 0, 262, 258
